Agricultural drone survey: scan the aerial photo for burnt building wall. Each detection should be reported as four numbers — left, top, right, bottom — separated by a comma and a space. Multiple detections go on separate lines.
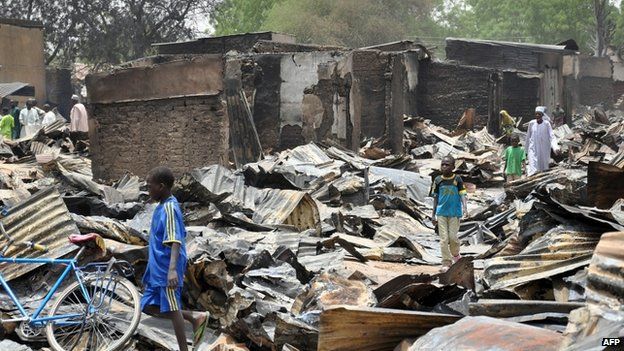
250, 54, 282, 152
576, 56, 614, 108
244, 51, 354, 152
417, 61, 493, 129
387, 52, 419, 152
502, 72, 540, 120
45, 68, 73, 119
90, 96, 228, 180
579, 77, 614, 107
446, 39, 540, 72
351, 50, 389, 139
87, 56, 228, 180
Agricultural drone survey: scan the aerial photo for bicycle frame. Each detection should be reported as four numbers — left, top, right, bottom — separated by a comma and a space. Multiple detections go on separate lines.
0, 251, 89, 328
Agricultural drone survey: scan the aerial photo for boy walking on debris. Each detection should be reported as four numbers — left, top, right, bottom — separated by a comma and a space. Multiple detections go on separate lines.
503, 134, 525, 182
431, 156, 467, 272
141, 166, 208, 351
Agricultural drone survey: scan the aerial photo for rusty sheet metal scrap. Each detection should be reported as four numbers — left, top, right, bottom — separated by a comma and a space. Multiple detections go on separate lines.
0, 187, 80, 281
483, 226, 601, 290
408, 316, 564, 351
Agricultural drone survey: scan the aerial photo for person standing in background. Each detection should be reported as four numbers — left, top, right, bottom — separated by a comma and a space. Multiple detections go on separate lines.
553, 103, 566, 127
525, 107, 559, 176
19, 99, 40, 138
10, 101, 21, 139
0, 107, 14, 140
70, 94, 89, 132
42, 104, 57, 127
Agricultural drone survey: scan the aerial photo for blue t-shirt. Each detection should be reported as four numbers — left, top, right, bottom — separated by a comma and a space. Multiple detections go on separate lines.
431, 174, 466, 218
143, 196, 187, 287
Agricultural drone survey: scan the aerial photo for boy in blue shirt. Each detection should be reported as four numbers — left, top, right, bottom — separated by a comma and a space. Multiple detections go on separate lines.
431, 156, 468, 272
141, 167, 208, 350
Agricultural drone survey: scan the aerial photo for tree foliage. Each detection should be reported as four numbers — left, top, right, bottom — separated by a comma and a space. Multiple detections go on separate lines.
261, 0, 443, 48
0, 0, 215, 69
438, 0, 622, 54
210, 0, 280, 36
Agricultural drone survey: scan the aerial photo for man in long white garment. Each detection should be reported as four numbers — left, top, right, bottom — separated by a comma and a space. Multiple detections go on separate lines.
525, 107, 558, 176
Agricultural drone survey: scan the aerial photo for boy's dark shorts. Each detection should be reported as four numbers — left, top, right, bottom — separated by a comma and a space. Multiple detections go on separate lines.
140, 285, 182, 313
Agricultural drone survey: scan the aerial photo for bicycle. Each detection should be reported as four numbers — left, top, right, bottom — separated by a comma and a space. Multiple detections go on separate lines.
0, 223, 141, 351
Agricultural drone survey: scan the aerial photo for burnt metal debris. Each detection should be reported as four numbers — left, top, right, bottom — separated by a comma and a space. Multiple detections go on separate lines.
0, 107, 624, 351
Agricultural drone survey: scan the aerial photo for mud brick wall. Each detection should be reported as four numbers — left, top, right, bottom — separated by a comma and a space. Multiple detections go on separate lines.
579, 77, 614, 107
502, 72, 540, 120
90, 96, 228, 180
418, 61, 492, 129
351, 50, 389, 139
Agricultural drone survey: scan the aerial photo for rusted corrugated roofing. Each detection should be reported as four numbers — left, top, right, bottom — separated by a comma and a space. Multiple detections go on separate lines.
409, 316, 564, 350
586, 231, 624, 310
0, 187, 79, 281
483, 226, 601, 289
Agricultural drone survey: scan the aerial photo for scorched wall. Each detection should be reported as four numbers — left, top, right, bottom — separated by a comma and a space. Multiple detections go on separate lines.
502, 72, 540, 120
86, 56, 227, 180
90, 96, 228, 180
418, 61, 493, 129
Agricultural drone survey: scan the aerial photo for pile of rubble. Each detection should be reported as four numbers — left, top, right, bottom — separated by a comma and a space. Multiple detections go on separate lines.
0, 111, 622, 351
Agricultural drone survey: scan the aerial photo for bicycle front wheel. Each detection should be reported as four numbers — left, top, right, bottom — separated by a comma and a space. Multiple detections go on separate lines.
45, 275, 141, 351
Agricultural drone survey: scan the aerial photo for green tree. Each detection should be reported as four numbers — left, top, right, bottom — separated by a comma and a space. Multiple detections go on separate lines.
261, 0, 443, 48
439, 0, 599, 53
210, 0, 280, 35
0, 0, 215, 68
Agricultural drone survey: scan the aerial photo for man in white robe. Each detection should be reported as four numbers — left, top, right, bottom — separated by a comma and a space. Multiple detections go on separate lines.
525, 107, 559, 176
535, 106, 551, 123
42, 104, 57, 127
19, 99, 41, 138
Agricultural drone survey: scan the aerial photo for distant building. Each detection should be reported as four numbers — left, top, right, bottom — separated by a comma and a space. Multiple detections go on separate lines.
445, 38, 580, 125
0, 18, 46, 103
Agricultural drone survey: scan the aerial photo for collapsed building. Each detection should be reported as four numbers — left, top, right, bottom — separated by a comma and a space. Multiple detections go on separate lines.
0, 31, 608, 350
87, 32, 624, 181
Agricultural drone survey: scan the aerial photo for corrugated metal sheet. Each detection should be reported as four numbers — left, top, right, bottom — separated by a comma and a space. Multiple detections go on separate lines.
483, 226, 601, 289
408, 316, 564, 350
253, 189, 320, 233
177, 165, 254, 210
286, 143, 333, 165
557, 231, 624, 351
446, 37, 578, 53
0, 82, 34, 98
585, 231, 624, 311
0, 187, 79, 281
43, 118, 67, 135
30, 141, 61, 156
56, 155, 92, 176
373, 215, 440, 264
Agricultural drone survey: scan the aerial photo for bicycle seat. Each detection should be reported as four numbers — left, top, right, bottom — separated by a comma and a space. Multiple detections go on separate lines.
69, 233, 106, 254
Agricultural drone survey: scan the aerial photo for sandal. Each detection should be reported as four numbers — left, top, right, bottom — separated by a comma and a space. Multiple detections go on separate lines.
193, 312, 209, 346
